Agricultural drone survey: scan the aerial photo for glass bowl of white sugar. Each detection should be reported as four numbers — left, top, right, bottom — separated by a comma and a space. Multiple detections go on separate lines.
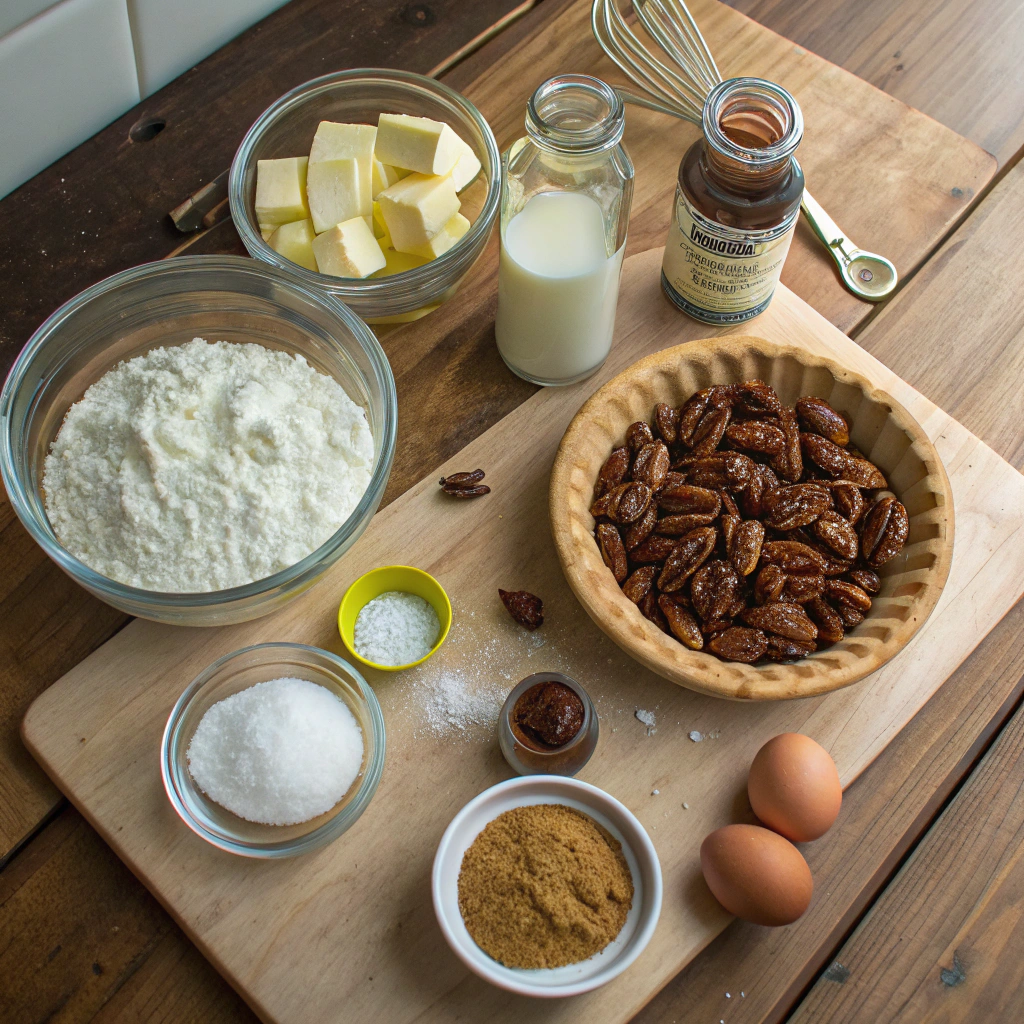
0, 255, 397, 626
161, 642, 385, 857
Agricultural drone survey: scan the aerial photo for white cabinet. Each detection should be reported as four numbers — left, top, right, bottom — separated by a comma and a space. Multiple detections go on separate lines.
128, 0, 291, 98
0, 0, 139, 199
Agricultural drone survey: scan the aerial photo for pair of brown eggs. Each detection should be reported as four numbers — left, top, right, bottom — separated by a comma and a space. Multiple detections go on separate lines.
700, 733, 842, 927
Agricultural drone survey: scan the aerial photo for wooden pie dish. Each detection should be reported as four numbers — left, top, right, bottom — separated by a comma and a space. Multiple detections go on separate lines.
549, 335, 955, 700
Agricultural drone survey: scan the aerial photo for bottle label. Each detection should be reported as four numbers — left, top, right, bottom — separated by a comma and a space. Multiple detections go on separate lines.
661, 187, 797, 324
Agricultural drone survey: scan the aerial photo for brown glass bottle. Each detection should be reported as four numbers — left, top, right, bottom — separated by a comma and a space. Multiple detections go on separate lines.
662, 78, 804, 325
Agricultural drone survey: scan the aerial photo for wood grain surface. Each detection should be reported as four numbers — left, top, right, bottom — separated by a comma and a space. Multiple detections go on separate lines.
21, 252, 1024, 1024
1, 0, 1023, 1020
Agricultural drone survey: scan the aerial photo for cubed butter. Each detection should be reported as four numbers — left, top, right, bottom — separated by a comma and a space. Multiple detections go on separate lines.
402, 212, 471, 259
307, 122, 376, 233
255, 157, 309, 226
259, 224, 277, 242
377, 172, 460, 255
375, 113, 462, 176
448, 138, 481, 192
268, 219, 318, 272
371, 157, 407, 199
311, 217, 386, 278
371, 201, 388, 239
371, 243, 430, 277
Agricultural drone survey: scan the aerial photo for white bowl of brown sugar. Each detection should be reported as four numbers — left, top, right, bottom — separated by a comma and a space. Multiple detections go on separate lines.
431, 775, 662, 997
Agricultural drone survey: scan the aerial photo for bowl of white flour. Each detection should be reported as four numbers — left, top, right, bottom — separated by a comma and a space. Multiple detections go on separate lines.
0, 256, 396, 625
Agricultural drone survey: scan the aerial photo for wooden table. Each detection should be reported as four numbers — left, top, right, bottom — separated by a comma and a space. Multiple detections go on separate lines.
1, 1, 1022, 1021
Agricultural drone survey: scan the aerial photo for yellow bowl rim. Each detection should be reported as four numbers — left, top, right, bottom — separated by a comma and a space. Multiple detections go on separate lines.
338, 565, 452, 672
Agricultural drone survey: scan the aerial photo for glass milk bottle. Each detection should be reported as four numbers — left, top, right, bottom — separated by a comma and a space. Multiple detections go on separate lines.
495, 75, 634, 386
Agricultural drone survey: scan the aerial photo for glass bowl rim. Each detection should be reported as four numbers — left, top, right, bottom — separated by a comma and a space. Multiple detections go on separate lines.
160, 641, 387, 858
227, 67, 501, 298
0, 254, 398, 608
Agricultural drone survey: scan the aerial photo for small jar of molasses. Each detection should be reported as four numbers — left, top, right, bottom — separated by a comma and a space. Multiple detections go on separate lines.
498, 672, 598, 777
662, 77, 804, 324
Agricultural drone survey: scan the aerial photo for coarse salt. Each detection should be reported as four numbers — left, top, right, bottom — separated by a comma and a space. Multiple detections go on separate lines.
354, 591, 441, 666
186, 677, 363, 825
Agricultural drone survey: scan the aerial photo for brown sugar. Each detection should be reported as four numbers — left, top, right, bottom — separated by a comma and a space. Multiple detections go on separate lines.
457, 804, 634, 969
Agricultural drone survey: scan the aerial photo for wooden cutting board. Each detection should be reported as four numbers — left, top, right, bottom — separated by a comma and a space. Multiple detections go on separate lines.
24, 249, 1024, 1024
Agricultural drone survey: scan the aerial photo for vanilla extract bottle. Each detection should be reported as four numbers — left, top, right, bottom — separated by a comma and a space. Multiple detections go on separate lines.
661, 77, 805, 324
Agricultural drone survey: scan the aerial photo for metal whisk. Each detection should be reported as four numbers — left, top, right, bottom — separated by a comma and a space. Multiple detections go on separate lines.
591, 0, 898, 301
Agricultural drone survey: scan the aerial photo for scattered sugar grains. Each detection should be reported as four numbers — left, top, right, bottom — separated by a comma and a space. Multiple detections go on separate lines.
187, 677, 363, 825
43, 338, 373, 592
636, 708, 657, 735
355, 591, 440, 666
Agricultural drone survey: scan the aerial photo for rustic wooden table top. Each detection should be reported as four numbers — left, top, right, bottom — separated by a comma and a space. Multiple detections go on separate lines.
1, 1, 1023, 1022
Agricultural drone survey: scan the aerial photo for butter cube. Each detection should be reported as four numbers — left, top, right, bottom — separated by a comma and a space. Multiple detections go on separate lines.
371, 202, 388, 239
255, 157, 309, 226
448, 138, 481, 192
259, 224, 276, 241
311, 217, 386, 278
371, 157, 407, 199
376, 113, 462, 176
268, 219, 318, 272
402, 212, 471, 259
307, 122, 376, 233
377, 173, 460, 255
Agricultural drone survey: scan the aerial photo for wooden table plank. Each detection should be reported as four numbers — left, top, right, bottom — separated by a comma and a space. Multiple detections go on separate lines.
634, 124, 1024, 1024
790, 680, 1024, 1023
725, 0, 1024, 168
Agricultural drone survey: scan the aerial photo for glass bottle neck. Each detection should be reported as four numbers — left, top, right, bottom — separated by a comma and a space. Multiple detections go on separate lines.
700, 77, 803, 197
525, 74, 625, 155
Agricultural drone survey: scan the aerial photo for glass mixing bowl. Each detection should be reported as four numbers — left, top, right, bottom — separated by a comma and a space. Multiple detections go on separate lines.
228, 68, 500, 324
162, 643, 386, 858
0, 256, 397, 626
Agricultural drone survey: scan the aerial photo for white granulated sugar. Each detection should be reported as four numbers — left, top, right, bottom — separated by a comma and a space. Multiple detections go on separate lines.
43, 338, 373, 592
187, 677, 363, 826
689, 730, 703, 742
355, 591, 441, 666
635, 708, 657, 735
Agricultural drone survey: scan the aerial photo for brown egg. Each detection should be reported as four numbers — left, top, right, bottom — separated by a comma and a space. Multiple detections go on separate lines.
748, 733, 842, 842
700, 824, 813, 925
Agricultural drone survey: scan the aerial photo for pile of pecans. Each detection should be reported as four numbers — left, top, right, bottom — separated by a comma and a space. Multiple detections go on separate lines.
590, 380, 910, 663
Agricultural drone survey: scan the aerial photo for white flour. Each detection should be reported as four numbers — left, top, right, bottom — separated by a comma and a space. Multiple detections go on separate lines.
43, 338, 374, 592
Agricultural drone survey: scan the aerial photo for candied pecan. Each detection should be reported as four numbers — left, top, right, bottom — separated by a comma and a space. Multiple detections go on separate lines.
741, 603, 818, 644
813, 510, 860, 561
754, 564, 788, 604
843, 457, 887, 490
439, 469, 490, 497
762, 484, 831, 531
658, 527, 717, 592
632, 441, 670, 491
499, 589, 543, 630
604, 482, 652, 525
848, 568, 881, 594
806, 596, 845, 644
725, 420, 785, 455
796, 397, 850, 446
623, 504, 658, 550
658, 483, 721, 516
728, 519, 765, 576
596, 523, 628, 583
659, 595, 704, 649
826, 579, 873, 613
830, 480, 866, 524
731, 380, 783, 419
595, 447, 630, 498
800, 432, 851, 477
740, 463, 779, 518
709, 626, 768, 663
655, 512, 719, 536
677, 388, 712, 446
760, 540, 828, 576
860, 496, 909, 568
772, 407, 803, 482
837, 604, 865, 628
622, 565, 658, 604
691, 407, 731, 454
659, 470, 686, 492
654, 402, 680, 444
626, 420, 655, 452
720, 513, 739, 550
684, 452, 755, 492
719, 488, 741, 518
781, 572, 826, 603
630, 534, 678, 564
691, 559, 741, 624
764, 635, 816, 661
639, 590, 670, 632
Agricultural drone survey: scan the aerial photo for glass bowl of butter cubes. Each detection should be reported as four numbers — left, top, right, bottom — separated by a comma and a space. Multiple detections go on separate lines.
229, 68, 500, 325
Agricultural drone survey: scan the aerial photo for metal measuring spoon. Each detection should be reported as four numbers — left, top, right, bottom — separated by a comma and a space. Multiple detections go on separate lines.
615, 88, 898, 303
800, 191, 897, 301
